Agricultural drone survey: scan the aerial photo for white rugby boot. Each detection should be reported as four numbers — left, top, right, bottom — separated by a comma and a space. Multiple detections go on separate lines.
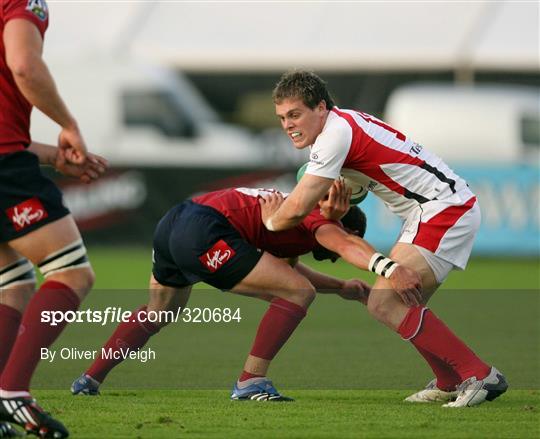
404, 379, 458, 403
443, 366, 508, 408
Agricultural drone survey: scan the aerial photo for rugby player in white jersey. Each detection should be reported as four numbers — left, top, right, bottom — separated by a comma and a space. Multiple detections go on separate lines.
260, 70, 507, 407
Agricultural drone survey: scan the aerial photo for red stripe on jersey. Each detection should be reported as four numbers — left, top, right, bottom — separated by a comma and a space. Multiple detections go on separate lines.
356, 111, 406, 141
331, 108, 426, 197
413, 196, 477, 253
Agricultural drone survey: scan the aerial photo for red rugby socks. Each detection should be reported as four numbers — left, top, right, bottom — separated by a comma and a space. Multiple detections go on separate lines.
0, 281, 80, 393
0, 304, 22, 375
414, 346, 462, 391
86, 306, 160, 383
239, 298, 306, 382
398, 306, 491, 383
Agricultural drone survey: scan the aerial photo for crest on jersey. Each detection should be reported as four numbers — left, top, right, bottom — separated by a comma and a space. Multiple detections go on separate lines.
26, 0, 48, 21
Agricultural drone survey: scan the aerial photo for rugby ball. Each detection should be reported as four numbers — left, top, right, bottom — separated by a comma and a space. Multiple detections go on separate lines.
296, 163, 369, 205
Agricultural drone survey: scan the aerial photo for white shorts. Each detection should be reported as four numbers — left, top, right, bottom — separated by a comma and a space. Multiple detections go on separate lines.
398, 194, 481, 282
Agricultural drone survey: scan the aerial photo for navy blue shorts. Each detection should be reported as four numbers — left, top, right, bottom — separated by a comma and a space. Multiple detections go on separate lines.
152, 200, 263, 290
0, 151, 70, 243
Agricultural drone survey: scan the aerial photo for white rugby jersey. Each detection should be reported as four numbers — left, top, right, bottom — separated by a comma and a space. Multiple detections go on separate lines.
305, 107, 473, 219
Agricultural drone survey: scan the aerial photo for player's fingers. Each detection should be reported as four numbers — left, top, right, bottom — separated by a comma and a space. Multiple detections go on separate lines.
89, 154, 108, 169
86, 169, 99, 180
413, 287, 423, 304
340, 184, 348, 205
268, 193, 282, 208
408, 289, 420, 306
88, 162, 106, 175
327, 184, 336, 205
345, 186, 352, 203
399, 291, 410, 306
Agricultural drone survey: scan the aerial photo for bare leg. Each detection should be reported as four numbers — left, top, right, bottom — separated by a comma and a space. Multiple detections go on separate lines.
8, 216, 94, 300
230, 252, 315, 380
1, 216, 95, 395
81, 276, 191, 387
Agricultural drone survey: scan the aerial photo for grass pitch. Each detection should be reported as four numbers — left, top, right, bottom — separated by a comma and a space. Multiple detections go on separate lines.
28, 248, 540, 437
34, 389, 540, 438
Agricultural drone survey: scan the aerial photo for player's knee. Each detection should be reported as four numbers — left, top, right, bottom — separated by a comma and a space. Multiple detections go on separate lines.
287, 277, 316, 307
366, 294, 393, 323
38, 240, 95, 296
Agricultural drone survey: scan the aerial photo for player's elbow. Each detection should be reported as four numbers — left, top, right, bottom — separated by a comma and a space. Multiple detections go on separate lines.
6, 54, 39, 81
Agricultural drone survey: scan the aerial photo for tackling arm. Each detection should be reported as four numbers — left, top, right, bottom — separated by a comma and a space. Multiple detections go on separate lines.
315, 224, 423, 306
261, 174, 333, 231
314, 224, 376, 270
294, 261, 370, 304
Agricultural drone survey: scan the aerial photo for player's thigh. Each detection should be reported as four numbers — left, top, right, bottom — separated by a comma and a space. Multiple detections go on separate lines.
8, 215, 95, 294
231, 252, 315, 306
0, 243, 35, 312
389, 242, 439, 302
8, 215, 82, 263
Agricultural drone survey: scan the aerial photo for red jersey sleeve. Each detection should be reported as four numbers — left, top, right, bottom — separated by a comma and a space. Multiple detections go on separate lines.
300, 208, 341, 234
3, 0, 49, 37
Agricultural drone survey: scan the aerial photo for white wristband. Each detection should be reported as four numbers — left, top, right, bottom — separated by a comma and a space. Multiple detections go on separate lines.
368, 252, 399, 279
265, 217, 276, 232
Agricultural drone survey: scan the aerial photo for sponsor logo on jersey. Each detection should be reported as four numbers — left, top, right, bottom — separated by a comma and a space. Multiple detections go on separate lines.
26, 0, 48, 21
6, 197, 48, 231
199, 239, 236, 273
410, 143, 423, 155
310, 153, 325, 166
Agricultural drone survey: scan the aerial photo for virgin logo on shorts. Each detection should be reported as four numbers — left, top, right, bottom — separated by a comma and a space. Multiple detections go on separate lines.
200, 240, 236, 273
6, 197, 48, 231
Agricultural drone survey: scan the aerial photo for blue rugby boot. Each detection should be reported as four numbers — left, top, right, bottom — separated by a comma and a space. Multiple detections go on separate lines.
70, 374, 100, 396
230, 377, 294, 402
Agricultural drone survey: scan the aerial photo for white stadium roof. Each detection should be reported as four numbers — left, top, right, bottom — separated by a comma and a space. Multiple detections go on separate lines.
45, 0, 539, 72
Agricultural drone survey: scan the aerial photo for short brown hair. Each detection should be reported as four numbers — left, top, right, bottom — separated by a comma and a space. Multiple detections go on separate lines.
272, 70, 335, 110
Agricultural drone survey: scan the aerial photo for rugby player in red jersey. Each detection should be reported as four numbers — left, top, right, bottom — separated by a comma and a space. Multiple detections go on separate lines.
71, 182, 419, 401
0, 1, 106, 436
261, 70, 507, 407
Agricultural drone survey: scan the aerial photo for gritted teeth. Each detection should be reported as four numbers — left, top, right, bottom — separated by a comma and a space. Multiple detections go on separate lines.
291, 132, 301, 138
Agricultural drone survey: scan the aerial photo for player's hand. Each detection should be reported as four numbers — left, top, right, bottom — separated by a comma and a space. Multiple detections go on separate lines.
54, 148, 108, 183
319, 179, 352, 220
58, 124, 88, 165
388, 265, 423, 306
339, 279, 371, 305
259, 191, 285, 229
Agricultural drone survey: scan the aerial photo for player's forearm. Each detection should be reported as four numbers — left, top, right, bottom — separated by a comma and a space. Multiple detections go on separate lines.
337, 235, 377, 271
294, 262, 344, 292
268, 198, 312, 231
11, 57, 76, 130
27, 141, 57, 166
